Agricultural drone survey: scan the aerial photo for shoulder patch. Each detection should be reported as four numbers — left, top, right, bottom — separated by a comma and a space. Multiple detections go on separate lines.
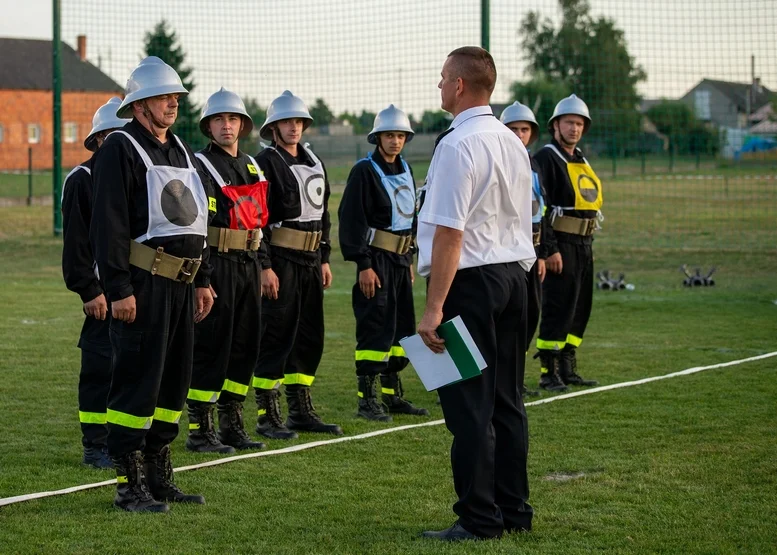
247, 164, 259, 175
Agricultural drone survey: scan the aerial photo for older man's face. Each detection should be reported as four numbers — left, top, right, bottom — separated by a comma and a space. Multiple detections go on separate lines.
142, 93, 180, 127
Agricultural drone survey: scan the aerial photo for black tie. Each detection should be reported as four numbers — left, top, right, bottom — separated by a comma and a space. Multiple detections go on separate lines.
432, 127, 455, 156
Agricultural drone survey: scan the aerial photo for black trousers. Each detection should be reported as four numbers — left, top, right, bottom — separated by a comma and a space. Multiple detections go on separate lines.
254, 257, 323, 390
436, 262, 533, 538
191, 253, 261, 403
77, 317, 112, 448
525, 260, 542, 350
537, 241, 593, 351
106, 268, 194, 458
352, 250, 415, 377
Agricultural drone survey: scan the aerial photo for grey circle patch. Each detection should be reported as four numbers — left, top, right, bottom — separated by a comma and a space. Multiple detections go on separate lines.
394, 185, 415, 218
577, 175, 600, 203
161, 179, 198, 227
304, 174, 325, 209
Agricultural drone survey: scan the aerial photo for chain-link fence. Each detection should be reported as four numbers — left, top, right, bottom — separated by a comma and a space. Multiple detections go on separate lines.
48, 0, 777, 251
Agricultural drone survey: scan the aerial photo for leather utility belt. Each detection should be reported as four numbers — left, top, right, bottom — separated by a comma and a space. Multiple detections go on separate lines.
370, 229, 413, 255
270, 227, 322, 252
532, 231, 542, 247
207, 226, 262, 253
129, 242, 201, 284
551, 215, 597, 237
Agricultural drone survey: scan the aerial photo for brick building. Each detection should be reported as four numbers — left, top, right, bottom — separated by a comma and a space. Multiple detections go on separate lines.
0, 36, 123, 171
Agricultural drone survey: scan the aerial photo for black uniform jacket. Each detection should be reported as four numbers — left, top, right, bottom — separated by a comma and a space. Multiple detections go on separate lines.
532, 138, 597, 247
254, 142, 331, 269
198, 142, 267, 262
529, 154, 555, 259
338, 148, 416, 271
91, 119, 214, 302
62, 155, 102, 303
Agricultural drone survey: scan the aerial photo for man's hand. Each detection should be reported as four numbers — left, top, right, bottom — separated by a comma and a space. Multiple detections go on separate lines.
537, 258, 547, 283
418, 307, 445, 354
112, 295, 136, 323
262, 268, 280, 299
194, 287, 214, 323
322, 263, 333, 290
84, 293, 108, 321
358, 268, 381, 298
546, 252, 563, 274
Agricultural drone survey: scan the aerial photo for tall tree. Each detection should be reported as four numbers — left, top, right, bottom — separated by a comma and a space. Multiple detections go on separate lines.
419, 110, 452, 133
515, 0, 646, 140
309, 98, 334, 126
338, 110, 376, 134
144, 21, 201, 146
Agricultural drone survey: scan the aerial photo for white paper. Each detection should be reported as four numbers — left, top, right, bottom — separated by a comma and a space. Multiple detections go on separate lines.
399, 333, 463, 391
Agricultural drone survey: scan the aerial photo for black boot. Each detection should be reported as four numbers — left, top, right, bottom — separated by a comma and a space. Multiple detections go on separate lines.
536, 351, 568, 392
285, 385, 343, 436
185, 402, 235, 454
144, 445, 205, 504
217, 400, 266, 450
112, 450, 169, 513
560, 348, 599, 386
357, 375, 392, 422
83, 445, 113, 469
521, 384, 540, 397
380, 373, 429, 416
255, 388, 298, 440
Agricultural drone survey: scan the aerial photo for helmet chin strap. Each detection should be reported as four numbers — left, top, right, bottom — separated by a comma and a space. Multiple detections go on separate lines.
140, 100, 169, 138
273, 125, 297, 149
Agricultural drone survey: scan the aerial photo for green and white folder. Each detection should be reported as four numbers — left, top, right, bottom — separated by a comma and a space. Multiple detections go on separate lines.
400, 315, 487, 391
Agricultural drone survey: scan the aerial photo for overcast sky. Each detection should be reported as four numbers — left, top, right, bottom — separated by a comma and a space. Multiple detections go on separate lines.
1, 0, 774, 118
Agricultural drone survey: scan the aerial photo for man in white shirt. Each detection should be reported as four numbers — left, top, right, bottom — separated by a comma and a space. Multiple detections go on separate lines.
417, 46, 536, 542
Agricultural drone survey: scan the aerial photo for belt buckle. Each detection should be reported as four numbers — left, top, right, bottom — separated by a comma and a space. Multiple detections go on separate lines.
586, 219, 596, 235
177, 258, 198, 284
311, 231, 322, 251
247, 229, 261, 251
150, 246, 165, 275
398, 235, 411, 255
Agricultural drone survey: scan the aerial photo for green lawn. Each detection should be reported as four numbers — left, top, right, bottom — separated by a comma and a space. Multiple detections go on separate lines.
1, 188, 776, 553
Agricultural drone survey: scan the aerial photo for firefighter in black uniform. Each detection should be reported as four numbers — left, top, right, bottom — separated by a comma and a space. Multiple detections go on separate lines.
91, 57, 215, 512
339, 105, 429, 422
62, 96, 130, 468
500, 101, 551, 396
186, 88, 268, 453
534, 94, 601, 391
252, 91, 342, 438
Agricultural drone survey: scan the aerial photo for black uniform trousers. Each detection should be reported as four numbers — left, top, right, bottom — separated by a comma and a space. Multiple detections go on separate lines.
106, 267, 194, 458
525, 258, 542, 350
353, 250, 415, 377
77, 317, 112, 448
436, 262, 533, 538
254, 256, 323, 390
191, 252, 262, 403
538, 240, 594, 351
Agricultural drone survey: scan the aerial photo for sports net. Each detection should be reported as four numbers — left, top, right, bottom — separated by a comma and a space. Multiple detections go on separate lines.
55, 0, 776, 253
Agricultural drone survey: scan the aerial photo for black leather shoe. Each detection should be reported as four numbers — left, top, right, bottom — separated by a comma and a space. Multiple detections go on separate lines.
420, 522, 490, 542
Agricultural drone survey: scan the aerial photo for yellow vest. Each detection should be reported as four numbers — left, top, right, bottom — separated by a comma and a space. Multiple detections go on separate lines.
546, 144, 603, 211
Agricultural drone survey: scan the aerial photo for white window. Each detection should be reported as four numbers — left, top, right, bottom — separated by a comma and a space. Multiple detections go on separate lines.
28, 124, 41, 144
64, 122, 78, 144
694, 90, 711, 121
0, 124, 4, 143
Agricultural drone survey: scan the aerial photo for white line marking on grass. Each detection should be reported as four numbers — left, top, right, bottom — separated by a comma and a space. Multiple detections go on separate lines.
2, 350, 776, 508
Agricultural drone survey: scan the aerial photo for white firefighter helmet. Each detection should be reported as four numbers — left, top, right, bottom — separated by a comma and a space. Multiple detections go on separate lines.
259, 90, 313, 141
367, 104, 415, 145
116, 56, 189, 119
548, 94, 591, 135
500, 101, 539, 145
84, 96, 131, 151
199, 87, 254, 139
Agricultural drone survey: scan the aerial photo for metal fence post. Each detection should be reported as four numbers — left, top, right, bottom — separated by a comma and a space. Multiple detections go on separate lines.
481, 0, 490, 51
52, 0, 63, 235
27, 147, 33, 206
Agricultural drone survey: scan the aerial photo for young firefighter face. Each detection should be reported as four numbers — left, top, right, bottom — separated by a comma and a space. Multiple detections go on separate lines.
506, 121, 534, 148
208, 113, 243, 148
554, 114, 586, 148
378, 131, 407, 158
273, 118, 304, 146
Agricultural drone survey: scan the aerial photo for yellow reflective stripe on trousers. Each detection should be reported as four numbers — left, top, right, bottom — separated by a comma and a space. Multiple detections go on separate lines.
381, 388, 395, 395
187, 388, 220, 403
79, 411, 107, 425
389, 346, 406, 358
536, 338, 565, 351
222, 379, 249, 396
106, 409, 152, 430
153, 407, 182, 424
355, 350, 390, 362
566, 334, 583, 347
283, 373, 315, 386
253, 377, 282, 390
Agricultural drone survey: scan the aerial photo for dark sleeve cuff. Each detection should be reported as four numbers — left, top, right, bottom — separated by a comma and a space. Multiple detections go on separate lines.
356, 257, 372, 272
78, 281, 104, 304
320, 243, 331, 265
107, 283, 134, 303
194, 274, 211, 289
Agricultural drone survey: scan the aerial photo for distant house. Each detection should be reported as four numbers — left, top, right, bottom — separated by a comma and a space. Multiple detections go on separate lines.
0, 36, 123, 171
680, 78, 774, 130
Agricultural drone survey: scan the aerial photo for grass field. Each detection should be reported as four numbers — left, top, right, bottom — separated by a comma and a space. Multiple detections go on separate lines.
1, 185, 776, 553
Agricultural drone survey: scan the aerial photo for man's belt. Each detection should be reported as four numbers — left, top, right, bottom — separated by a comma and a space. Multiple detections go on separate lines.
370, 229, 413, 255
207, 227, 262, 253
551, 215, 597, 236
532, 231, 541, 247
270, 227, 322, 252
129, 242, 201, 284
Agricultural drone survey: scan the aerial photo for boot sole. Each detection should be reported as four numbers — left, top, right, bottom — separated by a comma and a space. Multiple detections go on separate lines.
114, 501, 170, 513
256, 429, 299, 440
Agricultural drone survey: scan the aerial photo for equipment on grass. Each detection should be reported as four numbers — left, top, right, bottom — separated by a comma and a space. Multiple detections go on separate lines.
596, 270, 632, 291
680, 265, 716, 287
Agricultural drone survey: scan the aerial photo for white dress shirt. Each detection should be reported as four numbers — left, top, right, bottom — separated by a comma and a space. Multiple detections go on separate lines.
417, 105, 536, 277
